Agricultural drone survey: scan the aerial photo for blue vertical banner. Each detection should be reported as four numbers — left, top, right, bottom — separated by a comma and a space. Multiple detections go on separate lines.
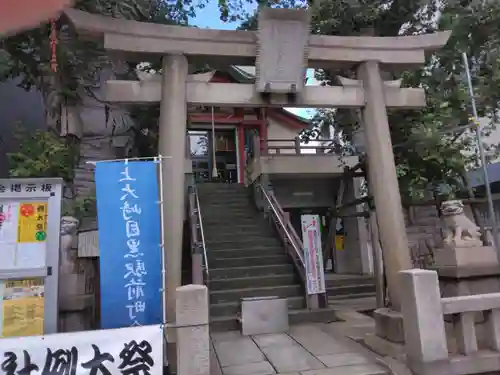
95, 160, 162, 329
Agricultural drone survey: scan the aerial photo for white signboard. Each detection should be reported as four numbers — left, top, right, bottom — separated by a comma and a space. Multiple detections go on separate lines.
0, 325, 163, 375
0, 178, 63, 337
0, 180, 59, 271
301, 214, 326, 295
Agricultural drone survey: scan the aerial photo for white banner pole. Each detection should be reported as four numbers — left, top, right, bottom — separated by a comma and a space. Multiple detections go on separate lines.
156, 155, 167, 326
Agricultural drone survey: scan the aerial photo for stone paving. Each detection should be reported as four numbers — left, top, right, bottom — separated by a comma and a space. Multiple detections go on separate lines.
210, 322, 389, 375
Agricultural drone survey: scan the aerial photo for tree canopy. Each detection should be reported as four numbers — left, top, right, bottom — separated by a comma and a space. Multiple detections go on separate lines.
2, 0, 500, 200
304, 0, 500, 200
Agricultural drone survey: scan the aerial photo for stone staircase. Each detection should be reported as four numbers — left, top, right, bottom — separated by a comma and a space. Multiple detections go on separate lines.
198, 183, 336, 331
198, 183, 379, 331
326, 274, 377, 312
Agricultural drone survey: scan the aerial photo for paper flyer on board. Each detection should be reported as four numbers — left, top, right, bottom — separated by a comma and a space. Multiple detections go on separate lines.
0, 202, 47, 270
0, 278, 44, 338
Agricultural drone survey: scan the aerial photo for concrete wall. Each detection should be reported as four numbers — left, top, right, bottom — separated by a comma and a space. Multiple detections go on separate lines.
248, 155, 359, 182
267, 117, 301, 154
271, 177, 338, 208
337, 177, 371, 274
272, 176, 372, 275
270, 178, 449, 272
404, 205, 443, 268
60, 233, 97, 332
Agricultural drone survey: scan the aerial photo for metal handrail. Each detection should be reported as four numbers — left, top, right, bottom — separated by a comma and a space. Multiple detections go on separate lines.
193, 186, 209, 277
257, 184, 305, 268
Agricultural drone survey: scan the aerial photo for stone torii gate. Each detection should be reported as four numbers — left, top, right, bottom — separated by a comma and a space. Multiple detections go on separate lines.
65, 4, 449, 345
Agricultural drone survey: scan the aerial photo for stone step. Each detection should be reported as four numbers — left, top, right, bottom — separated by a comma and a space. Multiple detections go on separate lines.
204, 221, 266, 229
198, 188, 249, 195
202, 216, 261, 225
203, 223, 270, 234
206, 228, 275, 239
200, 201, 251, 209
209, 274, 298, 291
209, 263, 295, 280
200, 210, 256, 221
198, 183, 246, 191
327, 283, 376, 297
328, 292, 376, 301
288, 307, 340, 325
210, 284, 302, 304
328, 296, 377, 312
325, 275, 375, 288
206, 232, 272, 241
203, 205, 254, 213
208, 246, 284, 260
209, 306, 341, 332
206, 237, 280, 249
198, 194, 250, 202
211, 254, 289, 268
210, 296, 305, 319
209, 316, 240, 332
201, 210, 258, 220
198, 189, 247, 196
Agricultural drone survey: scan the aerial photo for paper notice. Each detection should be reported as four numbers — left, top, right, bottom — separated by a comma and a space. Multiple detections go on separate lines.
0, 202, 19, 243
0, 242, 17, 269
16, 242, 46, 269
18, 202, 48, 243
1, 279, 44, 338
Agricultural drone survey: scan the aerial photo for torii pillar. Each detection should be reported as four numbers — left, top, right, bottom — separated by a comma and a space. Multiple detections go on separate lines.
357, 61, 412, 311
158, 54, 189, 367
357, 61, 412, 345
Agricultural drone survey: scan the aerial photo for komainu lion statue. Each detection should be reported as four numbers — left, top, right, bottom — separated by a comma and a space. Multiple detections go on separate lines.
60, 216, 80, 273
441, 200, 481, 247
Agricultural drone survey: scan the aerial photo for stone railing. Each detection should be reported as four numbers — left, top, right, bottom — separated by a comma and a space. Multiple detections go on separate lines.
175, 284, 210, 375
265, 138, 339, 155
400, 269, 500, 375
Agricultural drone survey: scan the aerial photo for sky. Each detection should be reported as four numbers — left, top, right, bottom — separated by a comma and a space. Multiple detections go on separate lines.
189, 2, 318, 120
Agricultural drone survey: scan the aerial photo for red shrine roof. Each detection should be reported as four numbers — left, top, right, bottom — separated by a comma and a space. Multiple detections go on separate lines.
203, 66, 311, 130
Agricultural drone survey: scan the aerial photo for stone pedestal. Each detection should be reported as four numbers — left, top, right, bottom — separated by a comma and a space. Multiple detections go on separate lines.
434, 244, 497, 268
432, 245, 500, 323
432, 244, 500, 298
432, 265, 500, 298
363, 308, 406, 359
374, 308, 405, 343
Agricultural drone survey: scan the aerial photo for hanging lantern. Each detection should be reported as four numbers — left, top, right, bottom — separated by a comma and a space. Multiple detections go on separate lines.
50, 19, 58, 72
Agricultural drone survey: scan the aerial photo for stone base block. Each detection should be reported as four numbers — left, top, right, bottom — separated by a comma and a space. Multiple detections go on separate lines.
374, 308, 405, 343
363, 333, 405, 360
434, 265, 500, 324
241, 296, 289, 335
434, 245, 498, 268
439, 275, 500, 298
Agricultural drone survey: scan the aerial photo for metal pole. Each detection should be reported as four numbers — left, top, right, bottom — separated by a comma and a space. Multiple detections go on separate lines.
462, 52, 498, 253
156, 155, 167, 327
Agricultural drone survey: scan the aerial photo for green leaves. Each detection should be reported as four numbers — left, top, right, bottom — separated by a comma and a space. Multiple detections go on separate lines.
294, 0, 500, 200
7, 124, 78, 181
2, 0, 499, 203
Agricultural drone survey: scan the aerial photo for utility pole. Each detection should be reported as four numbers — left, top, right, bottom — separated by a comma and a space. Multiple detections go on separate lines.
462, 52, 499, 255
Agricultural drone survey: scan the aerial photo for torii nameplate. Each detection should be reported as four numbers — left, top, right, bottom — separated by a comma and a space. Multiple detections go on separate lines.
256, 8, 310, 95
